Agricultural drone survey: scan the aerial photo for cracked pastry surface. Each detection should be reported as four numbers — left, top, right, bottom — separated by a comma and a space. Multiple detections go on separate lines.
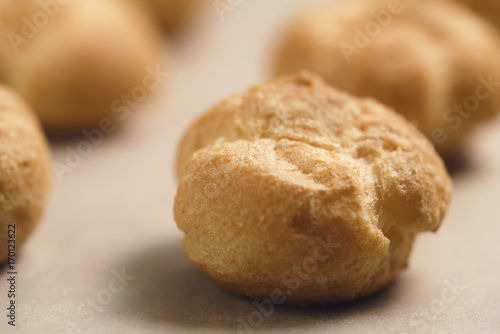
0, 86, 52, 263
174, 72, 452, 305
274, 0, 500, 156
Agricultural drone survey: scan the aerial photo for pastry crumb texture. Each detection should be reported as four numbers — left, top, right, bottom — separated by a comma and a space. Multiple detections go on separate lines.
174, 72, 452, 305
0, 86, 52, 263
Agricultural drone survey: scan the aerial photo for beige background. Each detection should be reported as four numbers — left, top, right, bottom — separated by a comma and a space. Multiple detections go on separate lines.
1, 0, 500, 333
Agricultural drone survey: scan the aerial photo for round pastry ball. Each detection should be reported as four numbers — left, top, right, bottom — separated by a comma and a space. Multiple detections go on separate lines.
175, 72, 452, 305
456, 0, 500, 30
0, 85, 52, 263
142, 0, 201, 30
0, 0, 164, 132
274, 0, 500, 156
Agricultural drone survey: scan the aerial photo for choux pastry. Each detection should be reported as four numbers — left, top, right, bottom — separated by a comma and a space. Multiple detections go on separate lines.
0, 0, 164, 132
174, 72, 452, 305
0, 85, 52, 263
274, 0, 500, 156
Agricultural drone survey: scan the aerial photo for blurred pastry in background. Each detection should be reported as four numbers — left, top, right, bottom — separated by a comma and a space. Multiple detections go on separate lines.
0, 0, 165, 133
456, 0, 500, 30
0, 85, 52, 263
274, 0, 500, 156
142, 0, 201, 31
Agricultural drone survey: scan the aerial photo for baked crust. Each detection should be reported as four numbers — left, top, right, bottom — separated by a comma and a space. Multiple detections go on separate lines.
0, 86, 52, 263
274, 0, 500, 156
0, 0, 163, 132
175, 72, 452, 305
